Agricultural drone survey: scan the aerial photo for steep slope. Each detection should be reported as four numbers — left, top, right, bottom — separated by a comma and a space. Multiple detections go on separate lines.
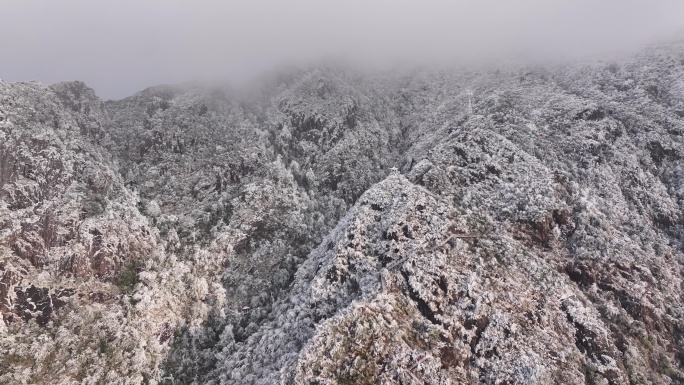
203, 168, 679, 384
0, 80, 171, 383
201, 173, 612, 384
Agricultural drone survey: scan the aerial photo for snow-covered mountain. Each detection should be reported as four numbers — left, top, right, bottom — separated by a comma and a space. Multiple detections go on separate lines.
2, 41, 684, 384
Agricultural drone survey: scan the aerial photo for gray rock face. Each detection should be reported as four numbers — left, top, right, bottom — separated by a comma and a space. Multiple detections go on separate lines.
1, 41, 684, 384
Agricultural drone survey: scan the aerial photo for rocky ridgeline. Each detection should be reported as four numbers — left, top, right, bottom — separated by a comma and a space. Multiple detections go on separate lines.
1, 41, 684, 384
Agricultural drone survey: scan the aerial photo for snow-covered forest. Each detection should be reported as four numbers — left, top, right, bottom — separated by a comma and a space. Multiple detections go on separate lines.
2, 40, 684, 384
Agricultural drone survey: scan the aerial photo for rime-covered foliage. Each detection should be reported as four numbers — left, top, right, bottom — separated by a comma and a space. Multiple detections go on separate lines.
1, 41, 684, 384
0, 80, 169, 383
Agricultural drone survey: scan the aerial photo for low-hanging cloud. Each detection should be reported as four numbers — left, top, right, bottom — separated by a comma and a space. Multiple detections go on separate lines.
1, 0, 683, 100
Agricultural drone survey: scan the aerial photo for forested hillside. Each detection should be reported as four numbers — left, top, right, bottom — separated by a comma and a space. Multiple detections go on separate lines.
1, 41, 684, 384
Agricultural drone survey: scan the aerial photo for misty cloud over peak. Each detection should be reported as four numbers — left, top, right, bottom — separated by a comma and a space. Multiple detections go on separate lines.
2, 0, 683, 99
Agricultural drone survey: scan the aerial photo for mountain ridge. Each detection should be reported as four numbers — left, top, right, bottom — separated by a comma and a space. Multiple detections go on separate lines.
1, 42, 684, 384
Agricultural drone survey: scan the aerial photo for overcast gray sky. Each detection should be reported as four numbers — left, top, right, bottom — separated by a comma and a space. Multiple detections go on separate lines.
2, 0, 684, 100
